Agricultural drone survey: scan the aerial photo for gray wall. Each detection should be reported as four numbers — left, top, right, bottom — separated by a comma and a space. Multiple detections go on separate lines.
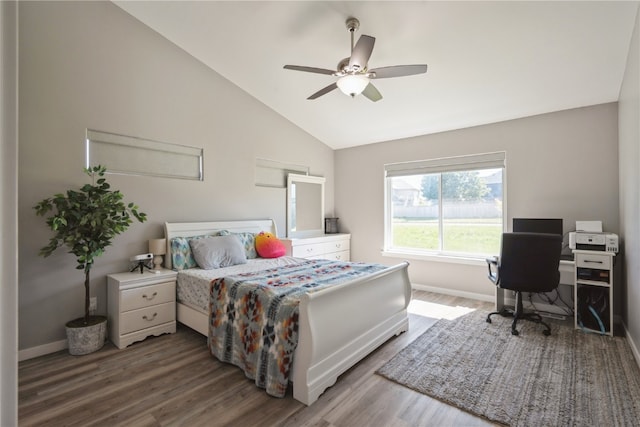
619, 8, 640, 353
18, 1, 333, 351
1, 0, 18, 424
335, 104, 619, 301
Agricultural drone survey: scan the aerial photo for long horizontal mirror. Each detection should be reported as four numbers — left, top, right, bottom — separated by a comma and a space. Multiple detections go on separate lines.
287, 174, 325, 238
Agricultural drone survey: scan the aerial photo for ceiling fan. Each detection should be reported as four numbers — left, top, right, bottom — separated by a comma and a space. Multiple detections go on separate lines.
284, 17, 427, 102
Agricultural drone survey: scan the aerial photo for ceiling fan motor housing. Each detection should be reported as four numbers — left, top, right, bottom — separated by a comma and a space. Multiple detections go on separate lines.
337, 58, 351, 73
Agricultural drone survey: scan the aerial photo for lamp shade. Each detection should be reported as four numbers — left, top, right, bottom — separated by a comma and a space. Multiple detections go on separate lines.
148, 238, 166, 255
336, 74, 369, 97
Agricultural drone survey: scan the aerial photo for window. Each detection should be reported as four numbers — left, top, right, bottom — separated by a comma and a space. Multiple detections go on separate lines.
384, 152, 505, 259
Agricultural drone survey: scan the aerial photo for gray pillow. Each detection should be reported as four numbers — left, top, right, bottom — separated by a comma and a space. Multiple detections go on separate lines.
189, 235, 247, 270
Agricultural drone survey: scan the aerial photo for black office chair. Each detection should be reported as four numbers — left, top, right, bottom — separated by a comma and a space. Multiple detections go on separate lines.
486, 232, 562, 336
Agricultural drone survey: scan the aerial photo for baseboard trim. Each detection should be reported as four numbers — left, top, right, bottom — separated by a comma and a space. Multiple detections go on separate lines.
411, 283, 493, 303
19, 339, 67, 361
623, 323, 640, 370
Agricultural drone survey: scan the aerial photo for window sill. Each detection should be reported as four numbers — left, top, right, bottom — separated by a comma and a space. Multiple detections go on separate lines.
381, 249, 489, 266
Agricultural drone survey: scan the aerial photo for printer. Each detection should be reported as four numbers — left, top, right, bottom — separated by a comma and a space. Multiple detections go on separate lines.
568, 220, 618, 253
569, 232, 618, 253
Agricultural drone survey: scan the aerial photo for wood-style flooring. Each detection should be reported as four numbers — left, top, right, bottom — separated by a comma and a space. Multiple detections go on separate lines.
19, 291, 497, 427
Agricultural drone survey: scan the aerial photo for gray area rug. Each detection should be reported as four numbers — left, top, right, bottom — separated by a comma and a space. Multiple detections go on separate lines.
377, 310, 640, 426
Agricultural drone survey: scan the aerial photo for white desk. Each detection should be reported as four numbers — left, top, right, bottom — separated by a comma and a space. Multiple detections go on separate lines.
494, 259, 575, 312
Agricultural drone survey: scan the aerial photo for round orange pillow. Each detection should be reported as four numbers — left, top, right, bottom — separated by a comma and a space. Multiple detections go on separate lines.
255, 231, 286, 258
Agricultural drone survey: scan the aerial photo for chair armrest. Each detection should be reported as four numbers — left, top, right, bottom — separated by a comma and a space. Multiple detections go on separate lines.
486, 256, 499, 284
486, 256, 499, 266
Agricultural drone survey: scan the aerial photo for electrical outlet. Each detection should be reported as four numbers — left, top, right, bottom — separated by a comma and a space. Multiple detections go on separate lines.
89, 297, 97, 312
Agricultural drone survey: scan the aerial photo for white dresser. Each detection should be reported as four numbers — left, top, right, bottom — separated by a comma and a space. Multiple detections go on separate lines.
107, 269, 178, 349
282, 234, 351, 261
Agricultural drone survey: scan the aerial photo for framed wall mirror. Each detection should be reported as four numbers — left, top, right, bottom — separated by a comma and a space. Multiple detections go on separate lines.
287, 174, 325, 238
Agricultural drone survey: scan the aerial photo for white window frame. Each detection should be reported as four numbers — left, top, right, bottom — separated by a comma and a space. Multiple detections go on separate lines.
383, 152, 507, 262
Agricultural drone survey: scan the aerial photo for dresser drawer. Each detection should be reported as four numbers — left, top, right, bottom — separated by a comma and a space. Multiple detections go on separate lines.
320, 240, 349, 254
576, 253, 611, 270
283, 234, 351, 261
291, 244, 323, 258
120, 281, 175, 312
322, 250, 350, 261
119, 302, 175, 335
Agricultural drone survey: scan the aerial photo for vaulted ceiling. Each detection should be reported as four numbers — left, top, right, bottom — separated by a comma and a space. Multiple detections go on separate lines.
114, 1, 638, 150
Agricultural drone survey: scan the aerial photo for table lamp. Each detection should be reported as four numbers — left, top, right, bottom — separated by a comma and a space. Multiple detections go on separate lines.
148, 238, 166, 270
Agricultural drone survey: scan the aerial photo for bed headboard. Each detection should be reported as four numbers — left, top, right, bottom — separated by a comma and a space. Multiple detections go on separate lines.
163, 219, 278, 270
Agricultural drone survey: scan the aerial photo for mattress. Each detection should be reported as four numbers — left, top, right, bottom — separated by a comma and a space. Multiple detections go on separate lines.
176, 256, 304, 312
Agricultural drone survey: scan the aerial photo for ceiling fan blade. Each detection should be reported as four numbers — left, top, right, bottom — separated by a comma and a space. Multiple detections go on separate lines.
348, 35, 375, 70
307, 82, 338, 100
284, 65, 336, 75
370, 64, 428, 79
362, 83, 383, 102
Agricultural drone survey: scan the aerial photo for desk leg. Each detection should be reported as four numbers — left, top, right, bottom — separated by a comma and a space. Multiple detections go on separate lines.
495, 287, 505, 312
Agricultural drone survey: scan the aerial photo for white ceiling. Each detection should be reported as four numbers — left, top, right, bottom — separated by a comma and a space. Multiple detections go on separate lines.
114, 1, 638, 150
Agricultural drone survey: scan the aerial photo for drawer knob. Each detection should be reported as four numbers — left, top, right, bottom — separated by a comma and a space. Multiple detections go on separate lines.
335, 244, 342, 248
142, 292, 158, 301
584, 260, 604, 264
142, 313, 158, 321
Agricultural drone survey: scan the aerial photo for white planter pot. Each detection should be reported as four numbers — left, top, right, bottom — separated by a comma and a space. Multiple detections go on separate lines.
65, 316, 107, 355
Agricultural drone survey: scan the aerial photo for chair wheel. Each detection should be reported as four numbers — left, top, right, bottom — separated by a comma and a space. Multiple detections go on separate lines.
543, 330, 551, 336
511, 329, 519, 336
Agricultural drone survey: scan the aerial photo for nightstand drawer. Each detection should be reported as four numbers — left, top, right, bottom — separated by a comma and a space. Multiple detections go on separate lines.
119, 302, 175, 335
121, 281, 175, 312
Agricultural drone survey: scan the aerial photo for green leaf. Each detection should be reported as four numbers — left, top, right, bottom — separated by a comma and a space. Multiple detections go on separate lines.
33, 165, 147, 282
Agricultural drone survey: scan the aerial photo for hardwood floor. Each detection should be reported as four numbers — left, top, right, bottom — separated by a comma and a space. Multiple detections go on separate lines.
19, 291, 497, 427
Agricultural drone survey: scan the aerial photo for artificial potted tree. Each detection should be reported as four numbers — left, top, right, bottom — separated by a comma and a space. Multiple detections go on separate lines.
34, 165, 147, 355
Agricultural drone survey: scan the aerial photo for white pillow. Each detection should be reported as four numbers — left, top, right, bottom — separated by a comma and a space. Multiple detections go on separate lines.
189, 235, 247, 270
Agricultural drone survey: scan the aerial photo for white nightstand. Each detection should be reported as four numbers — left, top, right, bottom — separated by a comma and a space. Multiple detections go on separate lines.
281, 234, 351, 261
107, 268, 178, 349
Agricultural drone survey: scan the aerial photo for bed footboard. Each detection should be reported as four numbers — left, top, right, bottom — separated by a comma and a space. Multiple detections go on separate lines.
291, 261, 411, 405
175, 260, 412, 406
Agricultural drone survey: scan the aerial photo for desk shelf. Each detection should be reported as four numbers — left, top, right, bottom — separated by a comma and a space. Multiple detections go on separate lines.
573, 250, 614, 336
575, 279, 611, 288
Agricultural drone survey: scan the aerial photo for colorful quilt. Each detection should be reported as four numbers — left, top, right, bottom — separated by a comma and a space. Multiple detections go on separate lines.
208, 259, 387, 398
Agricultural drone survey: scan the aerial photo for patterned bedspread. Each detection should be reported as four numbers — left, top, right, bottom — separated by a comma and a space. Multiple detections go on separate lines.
208, 259, 387, 398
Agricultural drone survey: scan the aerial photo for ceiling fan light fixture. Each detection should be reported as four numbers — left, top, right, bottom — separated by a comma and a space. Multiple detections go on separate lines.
336, 74, 369, 97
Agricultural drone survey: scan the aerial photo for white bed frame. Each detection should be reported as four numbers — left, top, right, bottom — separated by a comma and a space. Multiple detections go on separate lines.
164, 219, 411, 405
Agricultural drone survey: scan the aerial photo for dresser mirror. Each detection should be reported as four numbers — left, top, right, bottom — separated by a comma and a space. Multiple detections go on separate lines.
287, 174, 325, 238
